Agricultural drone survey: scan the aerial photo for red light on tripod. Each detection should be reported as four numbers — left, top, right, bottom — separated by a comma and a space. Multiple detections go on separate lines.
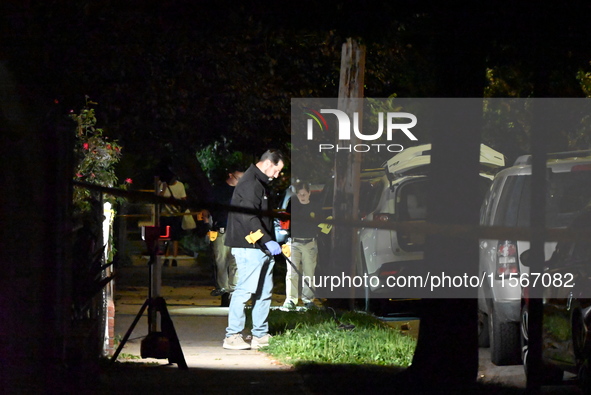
160, 226, 170, 239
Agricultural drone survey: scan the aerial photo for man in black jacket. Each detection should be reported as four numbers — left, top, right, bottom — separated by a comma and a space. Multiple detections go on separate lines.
222, 149, 285, 350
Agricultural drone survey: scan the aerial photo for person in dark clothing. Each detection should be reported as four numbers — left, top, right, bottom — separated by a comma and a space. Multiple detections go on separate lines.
222, 149, 285, 350
209, 167, 244, 297
282, 181, 320, 310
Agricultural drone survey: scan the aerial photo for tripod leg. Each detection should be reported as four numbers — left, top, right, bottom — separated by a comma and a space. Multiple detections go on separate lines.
154, 297, 188, 369
110, 299, 150, 364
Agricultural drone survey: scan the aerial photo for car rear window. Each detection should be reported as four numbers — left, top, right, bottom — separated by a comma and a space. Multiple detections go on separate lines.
398, 180, 428, 220
359, 178, 386, 218
493, 175, 527, 227
494, 169, 591, 228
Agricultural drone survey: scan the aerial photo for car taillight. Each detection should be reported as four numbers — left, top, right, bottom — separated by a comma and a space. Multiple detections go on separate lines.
374, 213, 391, 222
571, 164, 591, 172
379, 268, 399, 277
378, 263, 400, 277
496, 240, 519, 278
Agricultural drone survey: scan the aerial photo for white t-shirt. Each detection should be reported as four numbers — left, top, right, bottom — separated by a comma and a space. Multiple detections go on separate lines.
161, 181, 186, 214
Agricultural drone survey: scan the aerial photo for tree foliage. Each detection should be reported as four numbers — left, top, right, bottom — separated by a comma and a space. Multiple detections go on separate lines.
3, 1, 425, 192
70, 97, 126, 213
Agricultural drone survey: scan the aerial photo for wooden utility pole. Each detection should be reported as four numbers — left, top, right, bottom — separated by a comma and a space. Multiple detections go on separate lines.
330, 38, 365, 303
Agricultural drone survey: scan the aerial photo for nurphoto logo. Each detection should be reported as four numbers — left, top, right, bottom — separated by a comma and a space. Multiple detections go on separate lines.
304, 108, 418, 153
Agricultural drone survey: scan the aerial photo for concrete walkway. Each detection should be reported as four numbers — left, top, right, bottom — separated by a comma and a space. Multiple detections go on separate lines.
114, 307, 292, 371
112, 264, 293, 367
108, 265, 311, 393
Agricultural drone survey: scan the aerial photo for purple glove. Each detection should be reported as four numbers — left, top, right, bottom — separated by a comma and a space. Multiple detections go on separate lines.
265, 240, 281, 255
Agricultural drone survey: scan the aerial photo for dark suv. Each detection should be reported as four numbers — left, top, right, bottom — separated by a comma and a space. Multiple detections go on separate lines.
520, 206, 591, 392
478, 150, 591, 366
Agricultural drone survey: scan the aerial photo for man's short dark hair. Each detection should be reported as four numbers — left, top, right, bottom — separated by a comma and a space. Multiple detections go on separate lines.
225, 165, 242, 175
259, 149, 285, 165
294, 181, 310, 192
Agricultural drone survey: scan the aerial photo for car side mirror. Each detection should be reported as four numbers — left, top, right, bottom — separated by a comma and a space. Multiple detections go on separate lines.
520, 249, 531, 267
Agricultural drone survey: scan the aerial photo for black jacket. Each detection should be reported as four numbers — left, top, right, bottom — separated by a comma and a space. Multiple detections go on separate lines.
224, 164, 276, 248
211, 181, 234, 230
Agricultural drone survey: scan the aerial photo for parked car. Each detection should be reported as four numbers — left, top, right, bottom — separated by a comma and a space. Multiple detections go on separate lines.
520, 206, 591, 391
478, 150, 591, 366
357, 144, 505, 310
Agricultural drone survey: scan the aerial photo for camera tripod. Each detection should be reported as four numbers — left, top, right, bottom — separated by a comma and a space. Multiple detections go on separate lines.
110, 226, 187, 369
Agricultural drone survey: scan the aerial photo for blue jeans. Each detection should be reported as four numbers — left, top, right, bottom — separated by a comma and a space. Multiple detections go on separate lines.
226, 248, 275, 338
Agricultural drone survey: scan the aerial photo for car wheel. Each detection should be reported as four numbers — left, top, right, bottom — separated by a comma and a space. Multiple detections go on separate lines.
362, 280, 375, 313
520, 303, 564, 385
358, 243, 370, 311
579, 359, 591, 394
520, 303, 532, 375
357, 245, 384, 315
489, 303, 521, 365
478, 310, 490, 348
572, 311, 589, 360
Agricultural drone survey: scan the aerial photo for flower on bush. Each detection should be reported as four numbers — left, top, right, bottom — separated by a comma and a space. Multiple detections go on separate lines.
71, 97, 124, 212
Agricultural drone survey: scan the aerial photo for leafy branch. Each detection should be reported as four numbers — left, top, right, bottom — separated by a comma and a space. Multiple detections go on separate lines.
70, 97, 125, 212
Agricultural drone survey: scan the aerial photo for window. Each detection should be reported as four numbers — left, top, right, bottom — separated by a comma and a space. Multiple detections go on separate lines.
493, 175, 527, 227
398, 181, 427, 221
515, 169, 591, 228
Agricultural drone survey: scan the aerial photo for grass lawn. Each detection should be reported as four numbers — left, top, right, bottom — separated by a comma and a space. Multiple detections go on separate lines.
257, 308, 417, 367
